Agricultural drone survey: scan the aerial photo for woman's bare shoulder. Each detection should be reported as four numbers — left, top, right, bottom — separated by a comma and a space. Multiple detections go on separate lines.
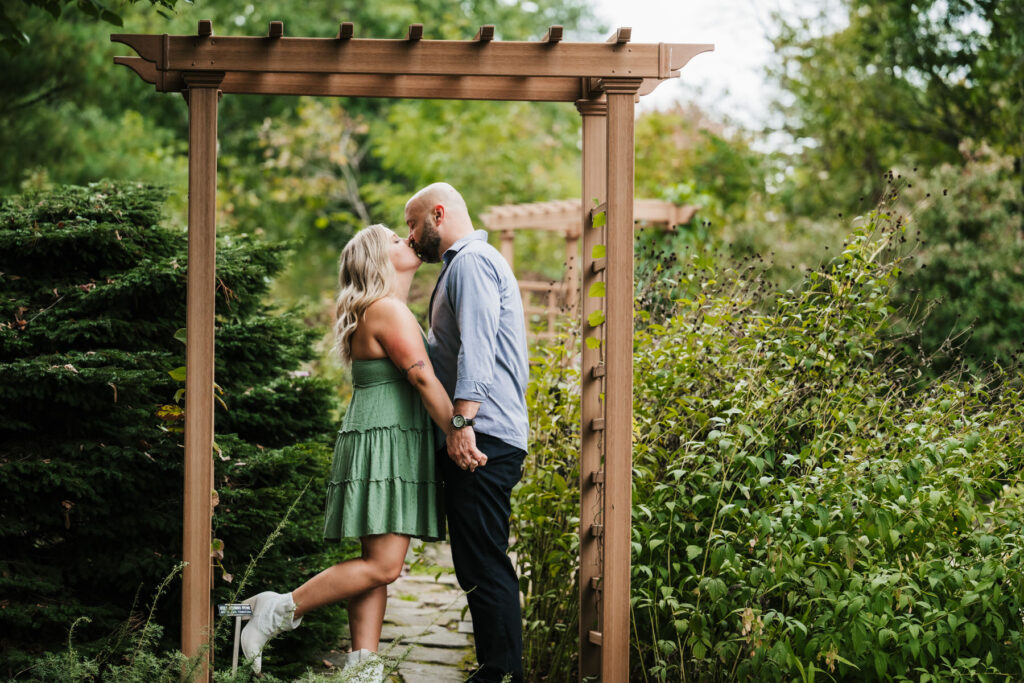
364, 296, 413, 324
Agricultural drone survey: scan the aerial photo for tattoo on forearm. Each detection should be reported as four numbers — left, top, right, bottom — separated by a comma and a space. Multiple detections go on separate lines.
403, 360, 425, 377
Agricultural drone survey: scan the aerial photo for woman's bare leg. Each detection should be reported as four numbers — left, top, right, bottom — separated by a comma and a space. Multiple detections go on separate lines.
291, 533, 410, 620
348, 536, 393, 651
348, 585, 387, 651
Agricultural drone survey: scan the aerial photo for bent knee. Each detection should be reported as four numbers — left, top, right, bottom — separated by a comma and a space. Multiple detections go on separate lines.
367, 559, 404, 585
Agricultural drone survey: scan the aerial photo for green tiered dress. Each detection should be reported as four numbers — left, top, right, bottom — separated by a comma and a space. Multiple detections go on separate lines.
323, 354, 445, 542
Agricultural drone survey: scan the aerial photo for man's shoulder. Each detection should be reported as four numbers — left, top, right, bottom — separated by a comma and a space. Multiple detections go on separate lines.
455, 239, 515, 276
459, 237, 502, 259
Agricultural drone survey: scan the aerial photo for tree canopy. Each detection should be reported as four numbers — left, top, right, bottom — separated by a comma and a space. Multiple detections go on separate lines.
770, 0, 1024, 213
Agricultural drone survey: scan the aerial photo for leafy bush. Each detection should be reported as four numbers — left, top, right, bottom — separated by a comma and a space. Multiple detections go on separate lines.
514, 196, 1024, 680
0, 182, 352, 678
515, 337, 582, 682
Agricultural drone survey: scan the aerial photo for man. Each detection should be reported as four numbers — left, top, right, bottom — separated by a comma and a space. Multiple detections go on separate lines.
405, 183, 529, 683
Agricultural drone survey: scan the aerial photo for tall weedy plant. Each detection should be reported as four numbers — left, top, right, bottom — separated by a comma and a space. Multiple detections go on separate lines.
515, 335, 582, 682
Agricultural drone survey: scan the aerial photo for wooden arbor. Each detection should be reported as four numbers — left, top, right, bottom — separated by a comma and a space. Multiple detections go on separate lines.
482, 199, 697, 339
112, 21, 711, 682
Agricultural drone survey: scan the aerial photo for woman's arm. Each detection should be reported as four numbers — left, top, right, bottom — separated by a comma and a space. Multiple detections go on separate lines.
367, 299, 487, 469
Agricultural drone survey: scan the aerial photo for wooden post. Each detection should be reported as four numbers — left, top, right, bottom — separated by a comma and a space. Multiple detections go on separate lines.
500, 228, 515, 270
576, 98, 606, 682
603, 79, 641, 682
182, 71, 222, 681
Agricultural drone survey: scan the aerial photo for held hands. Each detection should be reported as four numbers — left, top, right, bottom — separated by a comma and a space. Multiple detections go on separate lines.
447, 426, 488, 472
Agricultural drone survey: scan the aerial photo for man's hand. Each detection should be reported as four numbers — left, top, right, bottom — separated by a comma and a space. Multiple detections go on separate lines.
447, 427, 488, 472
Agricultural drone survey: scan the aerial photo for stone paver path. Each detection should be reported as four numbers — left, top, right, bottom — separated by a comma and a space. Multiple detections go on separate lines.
322, 541, 476, 682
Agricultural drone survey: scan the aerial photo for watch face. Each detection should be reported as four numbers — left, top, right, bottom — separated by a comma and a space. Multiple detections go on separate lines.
452, 415, 466, 428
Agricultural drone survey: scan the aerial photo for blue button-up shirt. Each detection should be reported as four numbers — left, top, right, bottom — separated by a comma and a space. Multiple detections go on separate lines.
427, 230, 529, 451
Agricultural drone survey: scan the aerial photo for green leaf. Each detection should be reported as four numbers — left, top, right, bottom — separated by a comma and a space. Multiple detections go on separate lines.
851, 621, 867, 654
704, 577, 726, 601
686, 545, 702, 560
588, 310, 605, 327
965, 622, 979, 645
174, 328, 187, 345
592, 211, 606, 228
585, 336, 601, 349
100, 9, 123, 26
873, 650, 887, 678
592, 244, 606, 259
588, 281, 606, 298
168, 366, 186, 382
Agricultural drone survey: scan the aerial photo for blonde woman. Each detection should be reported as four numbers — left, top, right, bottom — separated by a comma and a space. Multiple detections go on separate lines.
239, 224, 486, 677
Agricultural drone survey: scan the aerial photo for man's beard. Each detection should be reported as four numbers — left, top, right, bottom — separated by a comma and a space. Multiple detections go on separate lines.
411, 215, 442, 263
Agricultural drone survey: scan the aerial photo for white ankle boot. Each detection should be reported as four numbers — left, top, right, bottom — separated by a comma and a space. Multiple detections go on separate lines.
239, 591, 302, 673
342, 648, 384, 683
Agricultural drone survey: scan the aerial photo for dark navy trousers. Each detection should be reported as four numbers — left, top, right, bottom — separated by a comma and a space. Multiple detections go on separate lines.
440, 431, 526, 683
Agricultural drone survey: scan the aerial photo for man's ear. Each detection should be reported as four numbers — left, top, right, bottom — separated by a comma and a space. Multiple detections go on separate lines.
434, 203, 446, 225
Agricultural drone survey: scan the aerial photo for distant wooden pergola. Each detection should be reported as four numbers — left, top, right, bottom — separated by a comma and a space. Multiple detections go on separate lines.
112, 21, 711, 682
482, 199, 697, 339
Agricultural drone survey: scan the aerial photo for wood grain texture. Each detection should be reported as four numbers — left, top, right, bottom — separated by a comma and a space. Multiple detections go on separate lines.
111, 33, 702, 79
603, 83, 639, 682
576, 98, 606, 682
182, 83, 219, 682
112, 59, 587, 101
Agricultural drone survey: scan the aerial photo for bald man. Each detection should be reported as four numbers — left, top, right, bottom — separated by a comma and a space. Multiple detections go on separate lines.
405, 183, 529, 683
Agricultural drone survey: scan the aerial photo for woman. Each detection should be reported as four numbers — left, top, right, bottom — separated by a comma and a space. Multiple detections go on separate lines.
239, 224, 484, 677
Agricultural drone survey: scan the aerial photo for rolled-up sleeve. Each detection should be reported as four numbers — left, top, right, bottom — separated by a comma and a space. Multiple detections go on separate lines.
448, 253, 501, 402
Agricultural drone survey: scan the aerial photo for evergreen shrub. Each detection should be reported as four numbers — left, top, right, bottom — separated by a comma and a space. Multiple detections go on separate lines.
514, 197, 1024, 681
0, 182, 352, 678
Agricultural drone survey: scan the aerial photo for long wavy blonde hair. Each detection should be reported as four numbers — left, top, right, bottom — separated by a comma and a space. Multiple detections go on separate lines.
333, 224, 396, 363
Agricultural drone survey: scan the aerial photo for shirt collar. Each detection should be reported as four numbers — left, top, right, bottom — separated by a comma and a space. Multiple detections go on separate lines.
442, 230, 488, 266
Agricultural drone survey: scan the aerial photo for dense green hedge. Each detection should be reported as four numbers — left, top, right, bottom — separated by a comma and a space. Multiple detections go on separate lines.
0, 182, 353, 678
514, 201, 1024, 680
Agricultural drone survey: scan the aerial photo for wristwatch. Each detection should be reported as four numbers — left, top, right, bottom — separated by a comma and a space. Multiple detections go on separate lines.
450, 415, 475, 430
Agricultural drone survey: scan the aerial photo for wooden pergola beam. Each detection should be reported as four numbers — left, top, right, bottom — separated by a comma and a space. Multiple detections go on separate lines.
481, 198, 696, 230
607, 27, 631, 44
543, 25, 564, 43
110, 33, 712, 80
113, 57, 590, 102
474, 25, 495, 42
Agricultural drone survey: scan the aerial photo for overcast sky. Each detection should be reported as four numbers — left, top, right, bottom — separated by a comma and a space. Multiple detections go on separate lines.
587, 0, 792, 129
